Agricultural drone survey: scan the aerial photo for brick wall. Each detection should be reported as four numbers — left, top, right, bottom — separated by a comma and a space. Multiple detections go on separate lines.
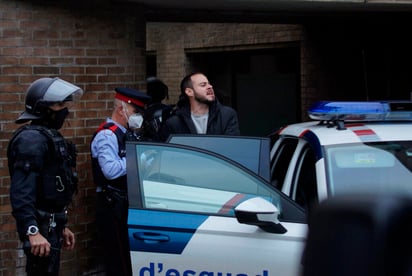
0, 1, 146, 275
146, 22, 304, 106
147, 22, 412, 122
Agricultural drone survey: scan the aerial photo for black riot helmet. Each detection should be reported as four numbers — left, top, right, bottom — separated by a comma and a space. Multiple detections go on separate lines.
147, 76, 168, 103
16, 77, 83, 124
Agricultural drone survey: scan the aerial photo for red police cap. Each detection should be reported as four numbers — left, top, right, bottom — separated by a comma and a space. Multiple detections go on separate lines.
115, 87, 151, 108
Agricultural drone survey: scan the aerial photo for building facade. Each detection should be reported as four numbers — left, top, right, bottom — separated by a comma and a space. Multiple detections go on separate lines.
1, 1, 412, 275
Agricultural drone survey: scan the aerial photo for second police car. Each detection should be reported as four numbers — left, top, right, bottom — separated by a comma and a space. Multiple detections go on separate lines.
126, 101, 412, 276
270, 101, 412, 213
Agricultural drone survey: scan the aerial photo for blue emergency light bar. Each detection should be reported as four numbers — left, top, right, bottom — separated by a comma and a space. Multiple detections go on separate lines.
308, 101, 412, 121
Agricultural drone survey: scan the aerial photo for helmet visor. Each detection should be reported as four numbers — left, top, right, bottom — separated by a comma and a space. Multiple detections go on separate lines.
43, 78, 83, 103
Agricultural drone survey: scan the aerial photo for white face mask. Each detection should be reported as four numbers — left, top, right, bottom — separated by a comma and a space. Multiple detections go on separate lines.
128, 113, 144, 129
122, 101, 144, 129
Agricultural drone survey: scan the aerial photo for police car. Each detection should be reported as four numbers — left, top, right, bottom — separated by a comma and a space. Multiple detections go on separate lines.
126, 135, 307, 276
125, 101, 412, 276
270, 101, 412, 213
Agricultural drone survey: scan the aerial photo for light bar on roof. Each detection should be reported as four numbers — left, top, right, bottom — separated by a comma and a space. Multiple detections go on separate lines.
308, 101, 412, 121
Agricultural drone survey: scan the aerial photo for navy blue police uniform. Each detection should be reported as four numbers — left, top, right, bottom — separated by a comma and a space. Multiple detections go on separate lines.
7, 77, 82, 276
143, 77, 174, 141
90, 87, 151, 276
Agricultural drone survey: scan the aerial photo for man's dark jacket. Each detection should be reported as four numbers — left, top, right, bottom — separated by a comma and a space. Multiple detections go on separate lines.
160, 100, 240, 141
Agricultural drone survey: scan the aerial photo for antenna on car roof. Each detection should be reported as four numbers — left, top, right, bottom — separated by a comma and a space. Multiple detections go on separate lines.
318, 119, 346, 131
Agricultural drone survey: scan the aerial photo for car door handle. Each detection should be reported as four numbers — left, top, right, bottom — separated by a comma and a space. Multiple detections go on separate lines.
133, 232, 170, 243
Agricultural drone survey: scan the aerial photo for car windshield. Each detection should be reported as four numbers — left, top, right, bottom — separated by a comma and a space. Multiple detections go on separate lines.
325, 141, 412, 197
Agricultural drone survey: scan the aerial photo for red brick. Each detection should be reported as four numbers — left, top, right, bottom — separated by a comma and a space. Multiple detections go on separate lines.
0, 2, 146, 275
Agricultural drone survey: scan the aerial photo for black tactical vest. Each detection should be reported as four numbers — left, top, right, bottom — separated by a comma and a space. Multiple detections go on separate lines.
8, 125, 78, 212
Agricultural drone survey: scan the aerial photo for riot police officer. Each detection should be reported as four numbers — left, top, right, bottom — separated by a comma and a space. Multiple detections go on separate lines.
7, 77, 83, 276
90, 87, 151, 276
143, 77, 174, 141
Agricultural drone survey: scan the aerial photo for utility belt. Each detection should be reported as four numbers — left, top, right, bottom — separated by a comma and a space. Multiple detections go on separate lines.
104, 179, 127, 191
100, 186, 128, 203
97, 187, 128, 221
36, 209, 68, 222
36, 209, 68, 234
24, 209, 68, 250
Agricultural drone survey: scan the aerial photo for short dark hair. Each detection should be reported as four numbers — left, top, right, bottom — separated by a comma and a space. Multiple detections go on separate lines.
180, 72, 199, 95
178, 72, 200, 107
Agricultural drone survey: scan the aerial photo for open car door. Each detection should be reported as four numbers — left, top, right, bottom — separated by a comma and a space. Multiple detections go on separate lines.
126, 139, 307, 276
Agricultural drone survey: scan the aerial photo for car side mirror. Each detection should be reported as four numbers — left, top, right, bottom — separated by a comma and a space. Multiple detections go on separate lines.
234, 197, 287, 234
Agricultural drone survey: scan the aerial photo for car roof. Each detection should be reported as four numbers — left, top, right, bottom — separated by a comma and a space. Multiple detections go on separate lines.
278, 121, 412, 146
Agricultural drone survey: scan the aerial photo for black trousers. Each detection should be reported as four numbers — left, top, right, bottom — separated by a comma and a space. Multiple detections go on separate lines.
96, 190, 132, 276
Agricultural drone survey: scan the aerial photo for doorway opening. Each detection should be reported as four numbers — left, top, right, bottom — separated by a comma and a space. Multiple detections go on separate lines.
187, 46, 300, 136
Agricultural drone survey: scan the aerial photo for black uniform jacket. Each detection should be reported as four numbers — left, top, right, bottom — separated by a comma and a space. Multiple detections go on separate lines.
161, 100, 240, 141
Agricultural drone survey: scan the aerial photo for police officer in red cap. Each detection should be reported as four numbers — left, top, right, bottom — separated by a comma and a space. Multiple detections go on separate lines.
90, 87, 151, 276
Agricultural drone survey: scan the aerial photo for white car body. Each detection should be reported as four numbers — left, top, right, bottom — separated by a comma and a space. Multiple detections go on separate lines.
127, 101, 412, 276
126, 136, 307, 276
270, 101, 412, 211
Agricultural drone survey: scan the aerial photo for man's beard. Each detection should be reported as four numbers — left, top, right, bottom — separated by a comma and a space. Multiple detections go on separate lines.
194, 93, 214, 105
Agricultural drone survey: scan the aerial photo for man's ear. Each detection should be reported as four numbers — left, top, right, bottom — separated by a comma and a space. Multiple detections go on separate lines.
185, 87, 193, 97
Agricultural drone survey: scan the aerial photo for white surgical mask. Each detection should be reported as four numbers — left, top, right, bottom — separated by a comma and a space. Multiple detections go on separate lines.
128, 113, 144, 129
122, 101, 144, 129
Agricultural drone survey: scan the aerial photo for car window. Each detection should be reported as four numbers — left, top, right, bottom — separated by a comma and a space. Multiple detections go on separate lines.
325, 141, 412, 197
127, 142, 305, 223
168, 135, 271, 181
270, 137, 299, 190
137, 144, 278, 213
291, 146, 318, 213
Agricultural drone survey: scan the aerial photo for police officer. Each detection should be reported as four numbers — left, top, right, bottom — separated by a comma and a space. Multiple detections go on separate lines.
90, 87, 151, 276
7, 77, 83, 276
143, 77, 174, 141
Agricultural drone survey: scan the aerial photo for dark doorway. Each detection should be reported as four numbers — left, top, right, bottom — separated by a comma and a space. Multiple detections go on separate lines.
146, 54, 157, 78
187, 46, 300, 136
